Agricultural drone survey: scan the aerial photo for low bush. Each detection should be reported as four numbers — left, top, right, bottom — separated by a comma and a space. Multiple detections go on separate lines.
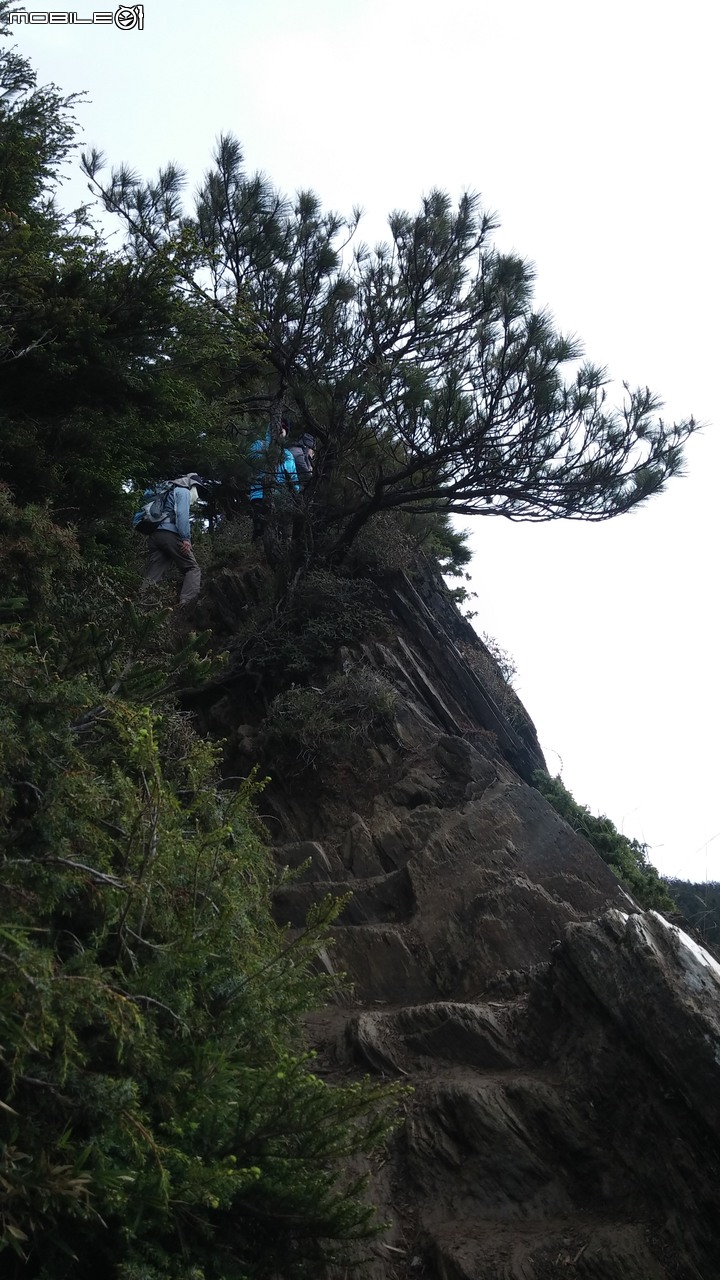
261, 668, 399, 771
0, 493, 404, 1280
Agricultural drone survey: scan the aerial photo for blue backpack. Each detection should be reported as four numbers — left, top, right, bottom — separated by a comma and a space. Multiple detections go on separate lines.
132, 481, 175, 534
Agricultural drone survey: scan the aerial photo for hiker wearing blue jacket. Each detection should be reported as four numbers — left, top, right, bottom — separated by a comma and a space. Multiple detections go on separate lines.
249, 423, 300, 542
141, 473, 204, 605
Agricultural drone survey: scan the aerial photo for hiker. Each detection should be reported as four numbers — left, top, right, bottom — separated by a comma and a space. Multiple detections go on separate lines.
288, 432, 316, 489
139, 473, 205, 606
248, 422, 299, 541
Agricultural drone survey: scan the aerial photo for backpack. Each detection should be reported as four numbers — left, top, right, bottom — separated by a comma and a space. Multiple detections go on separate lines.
132, 481, 175, 534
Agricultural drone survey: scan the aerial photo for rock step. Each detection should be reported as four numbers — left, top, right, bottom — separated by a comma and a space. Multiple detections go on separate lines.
405, 1074, 603, 1217
272, 865, 416, 928
329, 924, 439, 1003
346, 1000, 525, 1075
428, 1218, 675, 1280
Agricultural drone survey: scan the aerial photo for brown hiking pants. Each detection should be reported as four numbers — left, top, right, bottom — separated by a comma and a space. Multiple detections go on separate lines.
141, 530, 201, 605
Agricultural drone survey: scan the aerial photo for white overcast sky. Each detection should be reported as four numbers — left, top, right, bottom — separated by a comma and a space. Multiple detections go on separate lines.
13, 0, 720, 882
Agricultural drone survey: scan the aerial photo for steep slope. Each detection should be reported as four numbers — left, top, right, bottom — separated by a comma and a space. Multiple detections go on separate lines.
199, 566, 720, 1280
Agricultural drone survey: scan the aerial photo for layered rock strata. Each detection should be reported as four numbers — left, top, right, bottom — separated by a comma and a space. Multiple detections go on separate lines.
214, 569, 720, 1279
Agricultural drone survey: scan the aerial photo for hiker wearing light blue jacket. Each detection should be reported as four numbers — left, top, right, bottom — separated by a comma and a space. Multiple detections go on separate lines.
141, 473, 204, 606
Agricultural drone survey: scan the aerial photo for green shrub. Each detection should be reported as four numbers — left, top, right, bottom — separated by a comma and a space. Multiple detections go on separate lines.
0, 494, 404, 1279
218, 567, 388, 693
458, 636, 531, 734
261, 668, 399, 771
288, 572, 386, 668
344, 509, 471, 578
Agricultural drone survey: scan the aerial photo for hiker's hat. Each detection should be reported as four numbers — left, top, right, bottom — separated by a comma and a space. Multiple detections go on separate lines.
174, 472, 212, 488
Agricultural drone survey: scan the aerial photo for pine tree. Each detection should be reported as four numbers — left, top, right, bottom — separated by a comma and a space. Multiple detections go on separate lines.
85, 135, 698, 560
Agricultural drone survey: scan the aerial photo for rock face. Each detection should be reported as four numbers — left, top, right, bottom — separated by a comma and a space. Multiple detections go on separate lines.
216, 569, 720, 1279
274, 731, 630, 1005
307, 911, 720, 1280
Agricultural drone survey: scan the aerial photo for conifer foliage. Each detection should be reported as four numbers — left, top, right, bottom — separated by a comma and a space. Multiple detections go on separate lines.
85, 135, 698, 557
0, 34, 401, 1277
0, 487, 400, 1279
0, 23, 239, 550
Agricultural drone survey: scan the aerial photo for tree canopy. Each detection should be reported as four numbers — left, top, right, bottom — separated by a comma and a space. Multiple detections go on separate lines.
0, 30, 241, 554
83, 133, 698, 557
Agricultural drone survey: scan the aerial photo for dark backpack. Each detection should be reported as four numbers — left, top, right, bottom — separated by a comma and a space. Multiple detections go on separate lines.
132, 482, 175, 534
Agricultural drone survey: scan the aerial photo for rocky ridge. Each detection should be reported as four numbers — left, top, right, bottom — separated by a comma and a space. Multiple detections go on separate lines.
212, 569, 720, 1279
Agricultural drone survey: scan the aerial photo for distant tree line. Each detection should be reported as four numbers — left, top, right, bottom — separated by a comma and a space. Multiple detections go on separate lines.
664, 880, 720, 945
